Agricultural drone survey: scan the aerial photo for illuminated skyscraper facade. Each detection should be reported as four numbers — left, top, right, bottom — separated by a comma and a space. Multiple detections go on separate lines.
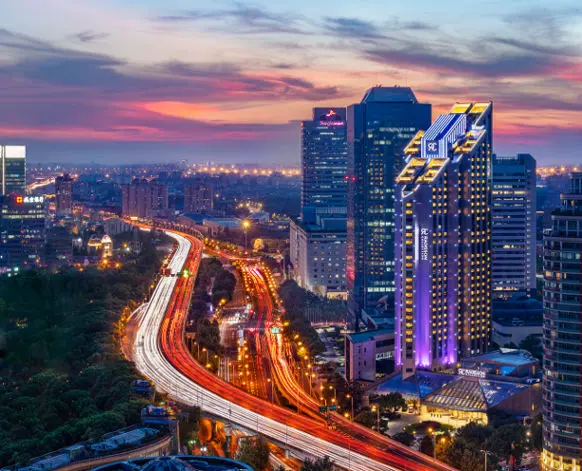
394, 102, 493, 378
0, 194, 46, 270
492, 154, 537, 298
542, 173, 582, 471
347, 87, 431, 320
55, 173, 74, 215
0, 145, 26, 195
301, 108, 347, 220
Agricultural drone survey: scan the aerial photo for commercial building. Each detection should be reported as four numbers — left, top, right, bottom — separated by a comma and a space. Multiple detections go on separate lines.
289, 216, 347, 299
301, 107, 347, 220
184, 178, 214, 214
0, 194, 46, 271
492, 154, 537, 298
0, 145, 26, 195
345, 328, 394, 382
347, 87, 431, 321
55, 173, 73, 215
542, 173, 582, 471
492, 293, 542, 348
122, 178, 168, 219
377, 349, 541, 426
394, 102, 493, 378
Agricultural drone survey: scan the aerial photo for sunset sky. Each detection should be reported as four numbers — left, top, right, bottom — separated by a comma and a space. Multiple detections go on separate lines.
1, 0, 581, 165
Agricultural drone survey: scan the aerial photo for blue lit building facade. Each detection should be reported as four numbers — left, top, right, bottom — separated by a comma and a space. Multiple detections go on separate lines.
301, 108, 347, 222
542, 173, 582, 471
394, 102, 493, 378
0, 145, 26, 196
492, 153, 537, 298
347, 87, 431, 321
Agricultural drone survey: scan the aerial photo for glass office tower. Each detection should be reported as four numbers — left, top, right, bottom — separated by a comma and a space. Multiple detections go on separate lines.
394, 102, 493, 378
347, 87, 431, 322
542, 173, 582, 471
301, 108, 347, 221
492, 154, 537, 298
0, 145, 26, 195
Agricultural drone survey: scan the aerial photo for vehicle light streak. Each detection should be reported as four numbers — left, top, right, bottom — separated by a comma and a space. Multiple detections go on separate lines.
133, 227, 457, 471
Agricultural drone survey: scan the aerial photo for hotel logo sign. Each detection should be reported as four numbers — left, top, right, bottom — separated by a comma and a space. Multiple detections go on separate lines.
420, 228, 430, 261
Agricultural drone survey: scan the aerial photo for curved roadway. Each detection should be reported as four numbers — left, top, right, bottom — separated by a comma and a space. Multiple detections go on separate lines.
134, 228, 457, 471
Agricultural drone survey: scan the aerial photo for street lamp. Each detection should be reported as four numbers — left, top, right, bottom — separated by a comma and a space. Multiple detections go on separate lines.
427, 427, 436, 459
372, 405, 380, 432
242, 219, 251, 250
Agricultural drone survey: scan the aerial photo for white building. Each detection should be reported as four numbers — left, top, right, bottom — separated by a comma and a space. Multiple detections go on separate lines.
289, 217, 347, 300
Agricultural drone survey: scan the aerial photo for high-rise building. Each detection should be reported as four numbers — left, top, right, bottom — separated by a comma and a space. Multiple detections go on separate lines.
347, 87, 431, 321
289, 216, 347, 299
0, 145, 26, 195
122, 178, 168, 219
394, 102, 493, 377
55, 173, 73, 215
492, 154, 537, 298
0, 193, 46, 270
301, 108, 347, 221
184, 178, 214, 214
542, 173, 582, 471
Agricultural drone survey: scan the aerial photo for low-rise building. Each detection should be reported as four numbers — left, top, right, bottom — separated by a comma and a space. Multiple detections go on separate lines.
376, 349, 541, 426
345, 329, 394, 382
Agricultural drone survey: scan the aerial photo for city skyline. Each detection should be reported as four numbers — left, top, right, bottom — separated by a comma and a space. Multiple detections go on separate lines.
1, 0, 581, 164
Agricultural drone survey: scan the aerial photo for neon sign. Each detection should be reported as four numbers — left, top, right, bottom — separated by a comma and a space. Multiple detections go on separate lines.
420, 228, 429, 261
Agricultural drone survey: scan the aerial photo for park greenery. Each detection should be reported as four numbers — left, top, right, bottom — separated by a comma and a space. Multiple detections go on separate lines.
236, 435, 270, 471
279, 280, 342, 357
0, 232, 163, 466
188, 257, 236, 362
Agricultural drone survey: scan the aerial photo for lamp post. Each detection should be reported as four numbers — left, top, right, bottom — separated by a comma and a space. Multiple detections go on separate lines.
242, 219, 251, 250
372, 405, 380, 432
427, 427, 436, 459
480, 450, 492, 471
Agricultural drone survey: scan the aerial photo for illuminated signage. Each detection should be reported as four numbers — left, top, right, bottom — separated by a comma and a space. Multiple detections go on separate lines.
420, 228, 430, 261
458, 368, 486, 379
426, 141, 439, 155
15, 196, 23, 204
23, 196, 44, 204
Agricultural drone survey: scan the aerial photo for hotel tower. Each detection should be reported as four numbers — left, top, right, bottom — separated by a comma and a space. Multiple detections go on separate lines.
394, 102, 493, 378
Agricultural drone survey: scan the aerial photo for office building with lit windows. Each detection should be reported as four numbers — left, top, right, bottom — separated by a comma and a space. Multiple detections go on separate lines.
492, 154, 537, 298
301, 107, 347, 220
55, 173, 74, 215
394, 102, 493, 378
542, 173, 582, 471
0, 194, 46, 270
0, 145, 26, 195
347, 87, 431, 322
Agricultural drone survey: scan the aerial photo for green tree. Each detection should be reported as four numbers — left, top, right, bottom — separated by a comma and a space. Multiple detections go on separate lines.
236, 436, 270, 471
420, 435, 434, 457
392, 432, 415, 447
301, 456, 334, 471
378, 392, 407, 412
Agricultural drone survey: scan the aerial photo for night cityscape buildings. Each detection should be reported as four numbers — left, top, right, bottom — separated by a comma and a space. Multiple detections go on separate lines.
183, 178, 214, 214
0, 145, 26, 195
55, 173, 73, 215
492, 154, 537, 298
394, 102, 493, 377
290, 107, 348, 299
346, 87, 431, 323
542, 173, 582, 471
122, 178, 169, 219
0, 193, 46, 271
300, 107, 347, 220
